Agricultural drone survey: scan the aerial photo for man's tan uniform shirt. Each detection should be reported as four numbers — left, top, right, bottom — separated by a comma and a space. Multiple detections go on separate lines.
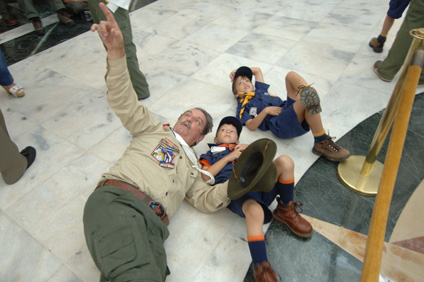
100, 57, 230, 218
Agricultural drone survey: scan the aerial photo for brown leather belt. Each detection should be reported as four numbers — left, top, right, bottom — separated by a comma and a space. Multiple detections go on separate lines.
96, 179, 169, 226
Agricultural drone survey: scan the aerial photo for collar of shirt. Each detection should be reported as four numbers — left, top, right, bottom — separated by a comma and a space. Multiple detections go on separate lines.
208, 143, 237, 153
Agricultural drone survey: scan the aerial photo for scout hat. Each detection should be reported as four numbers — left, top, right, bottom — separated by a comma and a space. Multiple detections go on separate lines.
228, 138, 277, 200
217, 116, 242, 138
232, 66, 253, 94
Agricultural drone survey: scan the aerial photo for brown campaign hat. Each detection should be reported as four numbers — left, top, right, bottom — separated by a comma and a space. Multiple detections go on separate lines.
228, 138, 277, 200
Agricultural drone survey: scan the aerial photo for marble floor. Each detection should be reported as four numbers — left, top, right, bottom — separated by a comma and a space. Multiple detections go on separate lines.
1, 0, 423, 281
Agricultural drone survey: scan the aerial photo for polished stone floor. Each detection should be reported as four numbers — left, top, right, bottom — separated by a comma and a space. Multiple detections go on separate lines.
1, 0, 423, 281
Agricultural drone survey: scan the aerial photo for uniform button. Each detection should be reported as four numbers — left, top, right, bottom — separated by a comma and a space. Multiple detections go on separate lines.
166, 192, 168, 196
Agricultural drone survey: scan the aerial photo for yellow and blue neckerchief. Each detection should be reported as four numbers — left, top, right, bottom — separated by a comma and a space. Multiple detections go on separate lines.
238, 92, 255, 119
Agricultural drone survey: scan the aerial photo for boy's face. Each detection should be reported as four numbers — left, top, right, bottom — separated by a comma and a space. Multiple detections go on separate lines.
234, 76, 254, 98
214, 124, 239, 144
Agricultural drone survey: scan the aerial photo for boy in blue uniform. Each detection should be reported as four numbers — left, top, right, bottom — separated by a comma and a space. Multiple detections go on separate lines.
200, 116, 312, 282
230, 66, 350, 162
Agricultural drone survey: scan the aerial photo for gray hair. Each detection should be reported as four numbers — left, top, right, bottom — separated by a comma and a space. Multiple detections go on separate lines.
179, 108, 213, 136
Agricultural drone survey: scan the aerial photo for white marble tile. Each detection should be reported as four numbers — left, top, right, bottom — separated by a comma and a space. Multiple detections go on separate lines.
133, 30, 178, 63
46, 265, 84, 282
183, 23, 248, 53
277, 41, 356, 83
0, 128, 85, 210
212, 8, 273, 31
142, 40, 220, 78
253, 15, 317, 41
0, 211, 63, 281
226, 33, 297, 65
145, 11, 208, 40
5, 153, 109, 240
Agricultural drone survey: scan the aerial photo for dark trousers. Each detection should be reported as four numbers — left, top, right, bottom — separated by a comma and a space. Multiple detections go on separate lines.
83, 185, 170, 282
0, 108, 27, 184
88, 0, 150, 100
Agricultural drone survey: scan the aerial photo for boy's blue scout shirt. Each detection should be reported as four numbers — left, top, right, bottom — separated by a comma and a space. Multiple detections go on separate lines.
99, 56, 230, 218
199, 143, 238, 184
236, 81, 287, 130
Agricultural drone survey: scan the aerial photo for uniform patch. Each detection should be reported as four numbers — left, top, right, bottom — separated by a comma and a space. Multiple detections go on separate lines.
152, 138, 178, 168
249, 107, 258, 117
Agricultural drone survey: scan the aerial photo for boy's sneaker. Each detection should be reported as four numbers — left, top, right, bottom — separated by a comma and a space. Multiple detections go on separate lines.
298, 85, 322, 115
369, 37, 385, 53
313, 136, 350, 162
31, 17, 45, 36
57, 9, 75, 26
273, 197, 313, 238
252, 261, 278, 282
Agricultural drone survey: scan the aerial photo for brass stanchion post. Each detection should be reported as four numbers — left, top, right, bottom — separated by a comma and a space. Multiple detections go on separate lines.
337, 28, 424, 196
360, 47, 424, 282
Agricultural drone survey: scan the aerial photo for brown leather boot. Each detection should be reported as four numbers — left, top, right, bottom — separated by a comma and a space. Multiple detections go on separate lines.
273, 197, 313, 238
252, 261, 278, 282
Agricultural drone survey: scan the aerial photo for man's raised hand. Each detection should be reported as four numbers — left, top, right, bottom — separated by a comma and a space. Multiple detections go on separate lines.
91, 3, 125, 59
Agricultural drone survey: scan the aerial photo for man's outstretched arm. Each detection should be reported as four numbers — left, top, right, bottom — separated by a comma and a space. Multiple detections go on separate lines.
91, 3, 125, 60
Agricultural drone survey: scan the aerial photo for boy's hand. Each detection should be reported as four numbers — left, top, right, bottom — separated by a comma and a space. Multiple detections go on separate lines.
91, 3, 125, 60
229, 69, 238, 82
264, 106, 282, 116
226, 144, 248, 162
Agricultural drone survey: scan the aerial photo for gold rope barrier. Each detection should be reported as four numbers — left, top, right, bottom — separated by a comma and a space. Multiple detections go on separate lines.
338, 28, 424, 195
360, 49, 423, 281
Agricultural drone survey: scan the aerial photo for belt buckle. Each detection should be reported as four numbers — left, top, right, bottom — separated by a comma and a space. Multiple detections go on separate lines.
149, 201, 165, 217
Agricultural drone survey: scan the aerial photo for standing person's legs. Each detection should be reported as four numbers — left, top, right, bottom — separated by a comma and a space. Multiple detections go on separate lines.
0, 49, 14, 87
375, 0, 424, 82
0, 109, 28, 184
88, 0, 150, 100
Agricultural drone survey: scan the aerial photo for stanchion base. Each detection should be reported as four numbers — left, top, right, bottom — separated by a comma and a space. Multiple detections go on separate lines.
337, 155, 384, 196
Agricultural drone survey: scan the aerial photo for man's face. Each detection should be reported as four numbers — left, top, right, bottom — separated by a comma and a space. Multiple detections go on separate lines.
173, 109, 207, 146
214, 124, 239, 144
234, 76, 254, 98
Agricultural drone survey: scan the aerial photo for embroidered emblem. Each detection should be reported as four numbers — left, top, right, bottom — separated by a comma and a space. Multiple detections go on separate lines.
160, 148, 175, 168
249, 107, 257, 117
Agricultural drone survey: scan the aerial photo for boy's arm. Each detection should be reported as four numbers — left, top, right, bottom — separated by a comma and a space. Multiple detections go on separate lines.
200, 145, 247, 182
245, 106, 282, 131
251, 67, 264, 83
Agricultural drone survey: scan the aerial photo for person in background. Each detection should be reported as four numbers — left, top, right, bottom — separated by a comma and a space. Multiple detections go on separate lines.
88, 0, 150, 100
369, 0, 410, 53
0, 49, 25, 97
373, 0, 424, 84
18, 0, 75, 36
0, 108, 36, 185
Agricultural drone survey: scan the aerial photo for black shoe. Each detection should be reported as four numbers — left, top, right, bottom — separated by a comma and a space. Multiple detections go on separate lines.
20, 146, 36, 169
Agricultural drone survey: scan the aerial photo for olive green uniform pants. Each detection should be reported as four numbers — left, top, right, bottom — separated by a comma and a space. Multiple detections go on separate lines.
0, 109, 27, 185
377, 0, 424, 83
88, 0, 150, 100
83, 186, 170, 282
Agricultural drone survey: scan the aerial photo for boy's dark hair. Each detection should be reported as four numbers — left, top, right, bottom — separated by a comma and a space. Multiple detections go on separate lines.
217, 116, 242, 138
232, 66, 253, 94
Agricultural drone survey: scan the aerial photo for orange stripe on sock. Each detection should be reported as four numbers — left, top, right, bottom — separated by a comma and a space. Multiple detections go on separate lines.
247, 235, 265, 242
279, 177, 294, 184
313, 130, 326, 137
